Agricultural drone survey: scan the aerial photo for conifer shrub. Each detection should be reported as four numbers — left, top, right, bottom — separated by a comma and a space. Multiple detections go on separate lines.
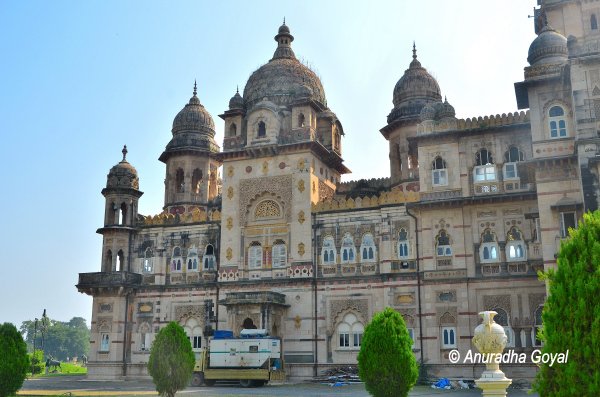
148, 322, 195, 397
533, 211, 600, 396
357, 307, 418, 397
0, 323, 29, 397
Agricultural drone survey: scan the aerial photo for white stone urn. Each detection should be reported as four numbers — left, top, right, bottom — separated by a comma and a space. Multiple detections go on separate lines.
472, 311, 511, 396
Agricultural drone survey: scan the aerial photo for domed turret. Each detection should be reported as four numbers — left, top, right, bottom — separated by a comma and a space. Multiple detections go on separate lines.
527, 24, 568, 66
228, 87, 244, 110
172, 82, 215, 135
388, 44, 442, 123
243, 22, 327, 109
162, 82, 219, 157
419, 98, 456, 122
107, 145, 139, 190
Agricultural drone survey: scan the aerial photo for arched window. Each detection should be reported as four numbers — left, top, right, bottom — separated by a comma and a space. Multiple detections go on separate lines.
532, 306, 543, 347
171, 247, 182, 272
441, 327, 456, 348
203, 244, 216, 270
492, 308, 513, 347
298, 113, 305, 127
176, 168, 185, 193
272, 240, 287, 268
229, 123, 237, 137
257, 121, 266, 137
474, 149, 496, 182
116, 249, 124, 271
360, 233, 376, 262
503, 146, 524, 180
119, 203, 128, 225
398, 228, 410, 259
432, 157, 448, 186
192, 169, 202, 195
187, 247, 199, 271
100, 334, 110, 352
506, 227, 527, 261
592, 14, 598, 30
248, 242, 262, 269
337, 313, 364, 348
436, 230, 452, 256
183, 317, 203, 351
549, 106, 567, 138
341, 233, 356, 263
139, 322, 151, 351
322, 236, 336, 265
479, 229, 499, 263
105, 250, 113, 272
142, 248, 153, 273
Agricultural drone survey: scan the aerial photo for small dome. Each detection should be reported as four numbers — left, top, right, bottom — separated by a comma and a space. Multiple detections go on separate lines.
419, 99, 455, 122
229, 88, 244, 109
388, 45, 442, 123
172, 83, 215, 135
107, 145, 139, 189
527, 25, 568, 66
243, 23, 327, 108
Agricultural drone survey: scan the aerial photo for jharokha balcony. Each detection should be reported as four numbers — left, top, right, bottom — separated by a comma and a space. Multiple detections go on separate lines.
76, 271, 142, 296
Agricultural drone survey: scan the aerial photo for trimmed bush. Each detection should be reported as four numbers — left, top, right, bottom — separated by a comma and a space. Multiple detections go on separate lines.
29, 350, 44, 375
148, 322, 195, 397
533, 211, 600, 396
0, 323, 30, 397
358, 307, 418, 397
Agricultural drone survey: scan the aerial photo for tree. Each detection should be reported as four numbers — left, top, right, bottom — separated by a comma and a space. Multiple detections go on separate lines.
533, 211, 600, 396
148, 322, 195, 397
20, 317, 90, 360
357, 307, 418, 397
0, 323, 30, 397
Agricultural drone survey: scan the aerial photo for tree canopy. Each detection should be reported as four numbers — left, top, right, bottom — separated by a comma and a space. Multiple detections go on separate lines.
148, 322, 195, 397
20, 316, 89, 360
0, 323, 30, 397
358, 307, 418, 397
534, 211, 600, 396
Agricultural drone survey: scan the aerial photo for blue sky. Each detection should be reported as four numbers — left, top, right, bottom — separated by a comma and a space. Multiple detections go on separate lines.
0, 0, 536, 328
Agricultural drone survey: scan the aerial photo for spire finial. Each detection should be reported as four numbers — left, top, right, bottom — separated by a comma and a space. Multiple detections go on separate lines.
412, 41, 417, 59
122, 145, 128, 161
283, 16, 286, 25
236, 85, 239, 94
193, 80, 197, 96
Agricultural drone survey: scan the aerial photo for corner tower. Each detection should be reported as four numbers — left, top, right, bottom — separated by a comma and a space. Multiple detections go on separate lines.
160, 83, 222, 214
381, 45, 442, 190
218, 21, 350, 286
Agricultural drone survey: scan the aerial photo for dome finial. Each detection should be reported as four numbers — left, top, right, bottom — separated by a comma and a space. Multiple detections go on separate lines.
122, 145, 128, 161
283, 16, 286, 25
412, 41, 417, 60
193, 80, 197, 96
236, 85, 239, 94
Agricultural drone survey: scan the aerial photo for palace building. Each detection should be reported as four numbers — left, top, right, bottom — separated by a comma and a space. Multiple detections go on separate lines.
77, 0, 600, 381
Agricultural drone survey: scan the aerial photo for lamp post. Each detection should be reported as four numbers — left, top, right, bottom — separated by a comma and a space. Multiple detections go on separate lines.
31, 318, 38, 375
40, 309, 48, 359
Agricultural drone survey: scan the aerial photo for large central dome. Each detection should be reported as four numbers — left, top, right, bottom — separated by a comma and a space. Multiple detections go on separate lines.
243, 23, 327, 108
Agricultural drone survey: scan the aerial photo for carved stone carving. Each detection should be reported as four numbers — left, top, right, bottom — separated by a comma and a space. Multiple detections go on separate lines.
297, 242, 305, 256
227, 186, 234, 199
226, 217, 233, 230
318, 180, 334, 201
298, 179, 305, 192
395, 293, 415, 305
438, 308, 457, 325
239, 175, 292, 224
437, 291, 456, 302
97, 317, 112, 332
483, 295, 512, 318
329, 298, 369, 331
99, 303, 113, 313
227, 166, 234, 177
255, 200, 281, 218
529, 293, 546, 321
397, 308, 416, 326
226, 248, 233, 260
297, 210, 305, 224
175, 304, 205, 322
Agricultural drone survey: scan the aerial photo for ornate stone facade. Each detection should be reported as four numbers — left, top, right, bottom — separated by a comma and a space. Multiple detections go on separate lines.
78, 6, 599, 382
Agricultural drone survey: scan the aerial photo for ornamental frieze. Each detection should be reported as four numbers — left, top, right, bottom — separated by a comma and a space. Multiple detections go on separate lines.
239, 175, 292, 224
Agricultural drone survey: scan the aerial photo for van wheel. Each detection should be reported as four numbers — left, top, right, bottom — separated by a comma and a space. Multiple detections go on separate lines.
239, 379, 252, 388
191, 372, 204, 387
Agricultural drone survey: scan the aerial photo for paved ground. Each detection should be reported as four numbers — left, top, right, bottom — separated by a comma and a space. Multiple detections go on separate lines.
19, 376, 538, 397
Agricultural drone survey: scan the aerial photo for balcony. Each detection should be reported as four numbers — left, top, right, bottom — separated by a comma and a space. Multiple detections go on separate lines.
76, 271, 142, 296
